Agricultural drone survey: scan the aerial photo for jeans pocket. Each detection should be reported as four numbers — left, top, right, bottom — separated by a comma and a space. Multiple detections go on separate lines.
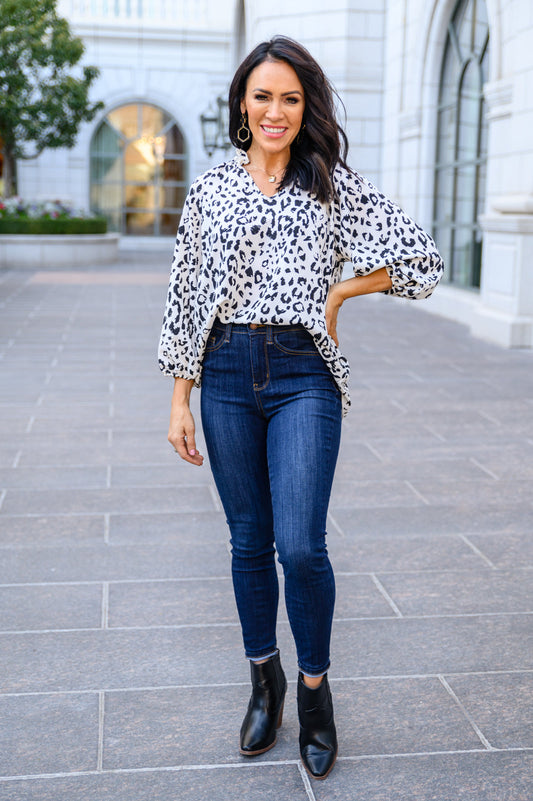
205, 326, 226, 352
272, 328, 317, 355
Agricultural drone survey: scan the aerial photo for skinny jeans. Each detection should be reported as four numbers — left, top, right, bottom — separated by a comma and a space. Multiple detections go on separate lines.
200, 321, 342, 676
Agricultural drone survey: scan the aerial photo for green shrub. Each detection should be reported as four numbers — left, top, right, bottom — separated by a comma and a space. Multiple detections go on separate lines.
0, 198, 108, 234
0, 217, 108, 235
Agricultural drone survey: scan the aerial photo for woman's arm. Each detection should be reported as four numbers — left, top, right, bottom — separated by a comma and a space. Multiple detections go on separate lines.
325, 267, 392, 346
333, 169, 444, 306
168, 377, 204, 466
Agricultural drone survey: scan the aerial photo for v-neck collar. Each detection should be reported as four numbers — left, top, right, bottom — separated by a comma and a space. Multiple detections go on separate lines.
234, 151, 286, 200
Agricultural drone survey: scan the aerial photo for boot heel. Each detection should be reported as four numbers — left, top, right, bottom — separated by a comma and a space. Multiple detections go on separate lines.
277, 699, 285, 729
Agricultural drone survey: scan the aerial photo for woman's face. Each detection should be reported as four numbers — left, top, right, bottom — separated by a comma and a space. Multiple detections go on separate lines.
240, 59, 305, 161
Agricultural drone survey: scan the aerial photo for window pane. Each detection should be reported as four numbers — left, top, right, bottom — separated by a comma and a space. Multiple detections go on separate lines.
93, 120, 123, 153
434, 0, 489, 290
162, 157, 186, 182
165, 124, 185, 154
476, 160, 487, 220
125, 210, 155, 235
458, 64, 481, 162
454, 0, 474, 60
124, 140, 157, 182
124, 183, 156, 209
160, 212, 182, 236
160, 184, 187, 208
90, 103, 187, 236
90, 154, 122, 182
436, 106, 456, 166
142, 105, 170, 138
479, 103, 489, 156
433, 224, 452, 280
91, 121, 124, 182
440, 38, 461, 105
91, 182, 121, 206
434, 167, 454, 222
452, 225, 476, 287
481, 39, 490, 83
107, 104, 139, 139
90, 185, 122, 231
455, 164, 477, 226
473, 0, 489, 57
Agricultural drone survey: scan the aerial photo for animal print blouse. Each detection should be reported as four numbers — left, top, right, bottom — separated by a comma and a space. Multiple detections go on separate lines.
159, 151, 443, 415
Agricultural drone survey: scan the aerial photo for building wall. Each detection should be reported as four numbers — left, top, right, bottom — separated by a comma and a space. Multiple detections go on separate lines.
12, 0, 533, 346
243, 0, 386, 185
380, 0, 533, 345
244, 0, 533, 347
17, 0, 235, 213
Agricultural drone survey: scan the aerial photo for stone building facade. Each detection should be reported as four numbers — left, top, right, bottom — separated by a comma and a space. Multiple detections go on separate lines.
13, 0, 533, 348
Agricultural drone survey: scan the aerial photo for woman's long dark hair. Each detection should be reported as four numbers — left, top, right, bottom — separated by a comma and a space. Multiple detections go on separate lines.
228, 36, 350, 203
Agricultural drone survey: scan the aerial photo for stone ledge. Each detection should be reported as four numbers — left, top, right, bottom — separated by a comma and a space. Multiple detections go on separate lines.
0, 233, 120, 269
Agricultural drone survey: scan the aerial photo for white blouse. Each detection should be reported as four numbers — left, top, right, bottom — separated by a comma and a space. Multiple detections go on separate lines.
159, 152, 444, 415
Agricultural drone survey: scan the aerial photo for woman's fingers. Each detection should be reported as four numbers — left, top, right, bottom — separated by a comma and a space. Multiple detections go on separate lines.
182, 425, 204, 465
168, 414, 204, 466
325, 303, 339, 346
325, 284, 342, 347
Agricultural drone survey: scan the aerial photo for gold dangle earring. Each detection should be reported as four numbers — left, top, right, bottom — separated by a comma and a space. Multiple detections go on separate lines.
237, 112, 252, 144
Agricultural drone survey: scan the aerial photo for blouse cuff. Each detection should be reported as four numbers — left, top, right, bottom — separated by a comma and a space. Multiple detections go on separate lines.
158, 359, 201, 383
383, 260, 439, 300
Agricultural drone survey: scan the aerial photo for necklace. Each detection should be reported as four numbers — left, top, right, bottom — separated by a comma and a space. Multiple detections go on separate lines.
246, 162, 287, 183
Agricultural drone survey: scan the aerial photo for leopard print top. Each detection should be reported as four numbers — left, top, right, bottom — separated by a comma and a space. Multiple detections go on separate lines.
159, 151, 443, 415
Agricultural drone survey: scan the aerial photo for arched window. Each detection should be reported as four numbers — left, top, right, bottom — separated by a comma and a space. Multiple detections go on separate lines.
433, 0, 489, 288
90, 103, 187, 236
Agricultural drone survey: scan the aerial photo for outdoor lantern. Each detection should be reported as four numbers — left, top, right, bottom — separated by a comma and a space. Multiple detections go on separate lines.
200, 95, 232, 157
217, 95, 230, 145
200, 102, 220, 157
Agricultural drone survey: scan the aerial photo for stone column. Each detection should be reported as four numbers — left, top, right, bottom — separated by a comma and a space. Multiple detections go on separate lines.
472, 18, 533, 349
475, 205, 533, 347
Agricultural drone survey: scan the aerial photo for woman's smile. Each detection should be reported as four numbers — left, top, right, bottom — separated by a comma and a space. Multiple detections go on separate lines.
261, 125, 288, 137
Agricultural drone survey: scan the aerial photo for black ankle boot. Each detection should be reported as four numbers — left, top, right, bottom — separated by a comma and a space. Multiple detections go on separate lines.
239, 651, 287, 756
297, 672, 338, 779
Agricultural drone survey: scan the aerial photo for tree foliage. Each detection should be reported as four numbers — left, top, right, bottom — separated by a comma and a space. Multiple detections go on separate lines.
0, 0, 104, 195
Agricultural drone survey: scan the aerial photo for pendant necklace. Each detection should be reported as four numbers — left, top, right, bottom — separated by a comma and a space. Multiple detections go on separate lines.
247, 163, 286, 183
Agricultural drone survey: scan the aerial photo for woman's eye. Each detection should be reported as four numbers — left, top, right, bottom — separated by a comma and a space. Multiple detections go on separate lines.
254, 94, 268, 101
286, 97, 299, 104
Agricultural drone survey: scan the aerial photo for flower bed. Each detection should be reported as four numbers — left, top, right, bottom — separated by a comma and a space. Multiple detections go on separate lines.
0, 197, 107, 234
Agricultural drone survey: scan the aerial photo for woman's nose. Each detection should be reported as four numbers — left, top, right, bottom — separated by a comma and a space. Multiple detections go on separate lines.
266, 100, 283, 119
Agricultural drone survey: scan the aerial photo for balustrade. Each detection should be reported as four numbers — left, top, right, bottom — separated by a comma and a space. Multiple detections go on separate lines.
57, 0, 230, 29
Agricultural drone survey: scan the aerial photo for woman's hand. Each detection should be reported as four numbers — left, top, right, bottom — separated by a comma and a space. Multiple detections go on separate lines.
168, 378, 204, 466
325, 283, 345, 347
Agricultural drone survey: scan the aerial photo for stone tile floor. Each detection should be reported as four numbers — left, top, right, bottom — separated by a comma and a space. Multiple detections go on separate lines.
0, 253, 532, 800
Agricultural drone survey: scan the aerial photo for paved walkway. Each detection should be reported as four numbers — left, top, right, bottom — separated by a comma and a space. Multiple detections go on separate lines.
0, 252, 532, 800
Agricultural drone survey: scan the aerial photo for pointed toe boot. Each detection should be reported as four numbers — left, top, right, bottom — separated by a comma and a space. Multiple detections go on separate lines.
239, 651, 287, 756
297, 671, 338, 779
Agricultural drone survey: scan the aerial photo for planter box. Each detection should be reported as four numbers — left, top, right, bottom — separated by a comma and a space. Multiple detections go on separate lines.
0, 233, 120, 269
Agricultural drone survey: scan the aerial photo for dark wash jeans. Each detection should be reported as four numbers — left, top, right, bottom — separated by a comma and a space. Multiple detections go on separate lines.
200, 321, 342, 676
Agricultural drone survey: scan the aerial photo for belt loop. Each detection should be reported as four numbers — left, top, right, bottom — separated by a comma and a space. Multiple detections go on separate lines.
224, 322, 232, 343
266, 324, 273, 345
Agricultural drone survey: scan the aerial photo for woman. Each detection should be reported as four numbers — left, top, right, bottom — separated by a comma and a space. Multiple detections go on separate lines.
159, 36, 443, 780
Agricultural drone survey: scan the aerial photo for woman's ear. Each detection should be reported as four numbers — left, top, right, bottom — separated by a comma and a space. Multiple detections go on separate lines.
240, 99, 246, 115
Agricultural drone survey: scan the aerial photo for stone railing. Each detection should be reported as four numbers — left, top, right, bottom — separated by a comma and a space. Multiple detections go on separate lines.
57, 0, 232, 29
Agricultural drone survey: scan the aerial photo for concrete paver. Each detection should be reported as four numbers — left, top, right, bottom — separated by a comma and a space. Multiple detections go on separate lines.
0, 253, 532, 799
